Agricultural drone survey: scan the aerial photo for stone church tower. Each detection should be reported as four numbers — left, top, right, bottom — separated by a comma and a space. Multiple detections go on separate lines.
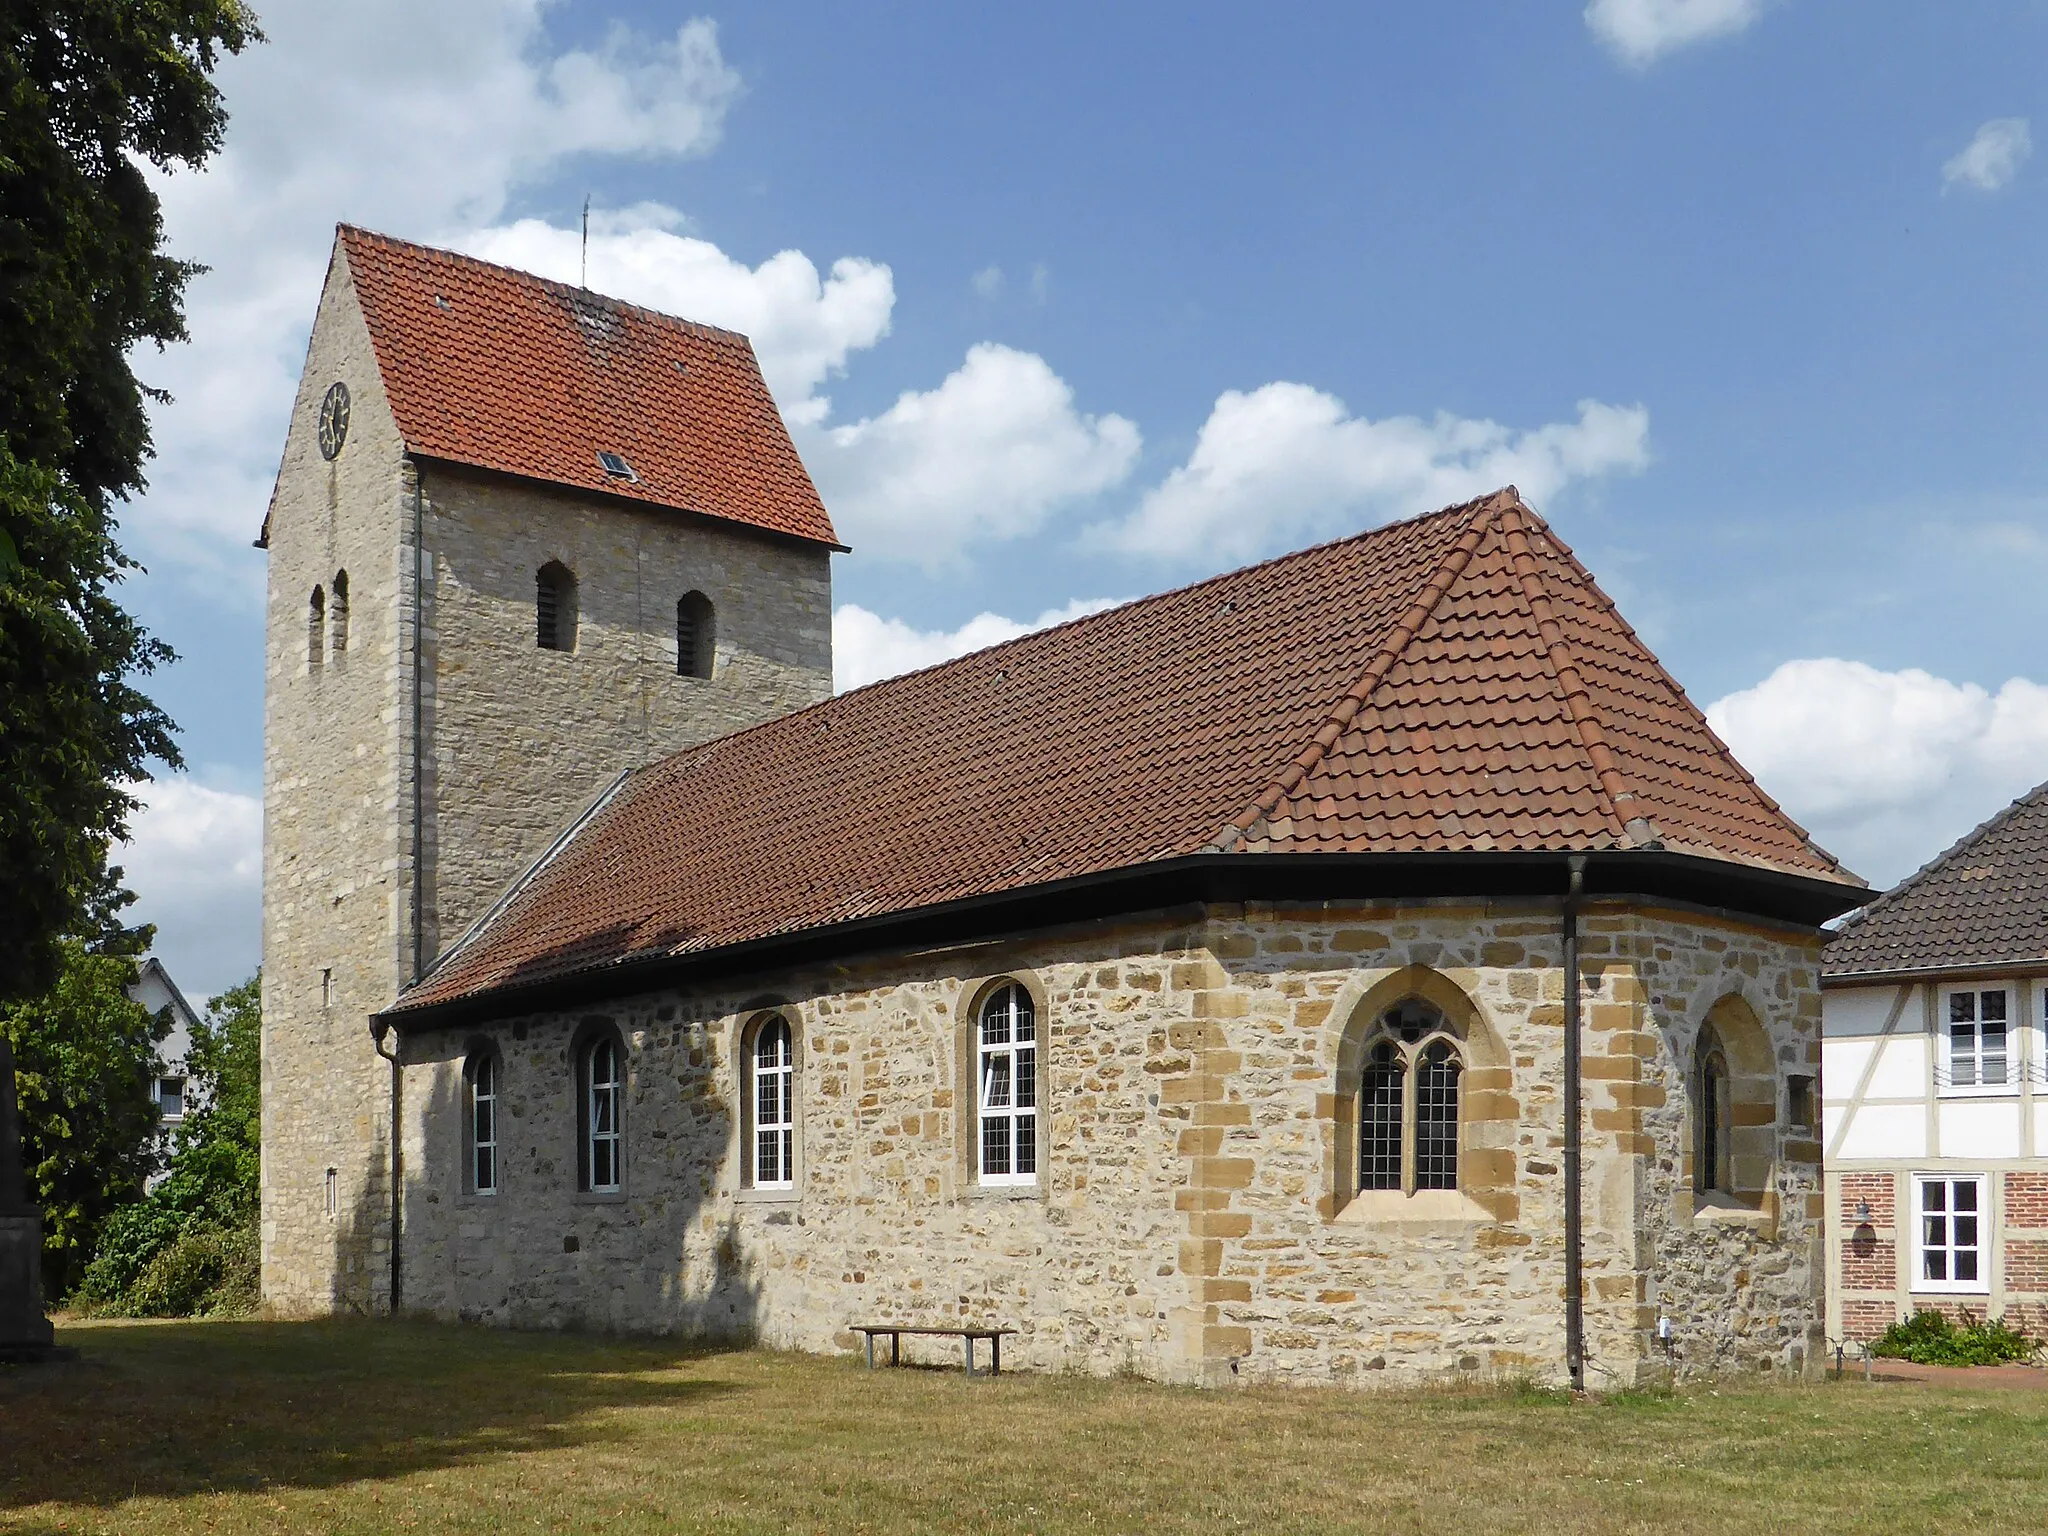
259, 228, 839, 1312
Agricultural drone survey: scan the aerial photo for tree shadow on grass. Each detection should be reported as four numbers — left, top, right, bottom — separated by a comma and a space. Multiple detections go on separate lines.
0, 1316, 741, 1511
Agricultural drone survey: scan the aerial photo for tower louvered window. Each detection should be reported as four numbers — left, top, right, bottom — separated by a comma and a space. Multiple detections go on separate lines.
677, 590, 714, 679
330, 570, 349, 657
537, 562, 576, 652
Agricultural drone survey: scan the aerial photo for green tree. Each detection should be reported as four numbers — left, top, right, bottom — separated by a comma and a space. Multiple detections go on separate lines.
78, 970, 260, 1313
0, 937, 168, 1296
0, 0, 260, 1000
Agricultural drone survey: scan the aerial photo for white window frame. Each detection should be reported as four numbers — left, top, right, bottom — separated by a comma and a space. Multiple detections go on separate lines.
977, 984, 1038, 1188
1913, 1174, 1989, 1295
156, 1076, 186, 1122
1941, 987, 2013, 1096
750, 1016, 795, 1191
470, 1053, 498, 1196
585, 1036, 622, 1194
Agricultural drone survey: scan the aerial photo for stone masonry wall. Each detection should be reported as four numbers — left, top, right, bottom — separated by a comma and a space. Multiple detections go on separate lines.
263, 257, 836, 1315
261, 254, 411, 1314
419, 469, 832, 948
392, 897, 1823, 1388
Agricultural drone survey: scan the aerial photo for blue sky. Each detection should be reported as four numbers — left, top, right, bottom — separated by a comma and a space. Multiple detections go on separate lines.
114, 1, 2048, 997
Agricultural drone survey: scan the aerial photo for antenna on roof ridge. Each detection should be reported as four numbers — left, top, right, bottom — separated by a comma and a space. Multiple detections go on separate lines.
580, 194, 591, 289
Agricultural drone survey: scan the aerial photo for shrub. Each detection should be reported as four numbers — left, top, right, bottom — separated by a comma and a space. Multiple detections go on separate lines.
1870, 1309, 2036, 1367
112, 1222, 259, 1319
72, 972, 259, 1312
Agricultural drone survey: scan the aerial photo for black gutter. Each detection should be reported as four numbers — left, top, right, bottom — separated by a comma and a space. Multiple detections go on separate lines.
1561, 855, 1586, 1394
1823, 956, 2048, 987
378, 848, 1867, 1034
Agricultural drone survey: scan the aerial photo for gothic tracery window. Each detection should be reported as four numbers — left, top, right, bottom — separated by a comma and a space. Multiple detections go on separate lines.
1355, 999, 1465, 1196
1695, 1026, 1731, 1194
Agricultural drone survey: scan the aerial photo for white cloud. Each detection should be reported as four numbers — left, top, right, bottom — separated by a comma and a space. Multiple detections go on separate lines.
1092, 386, 1648, 565
833, 597, 1123, 692
806, 343, 1141, 570
972, 264, 1004, 299
464, 207, 893, 424
1707, 659, 2048, 889
1584, 0, 1764, 67
1943, 118, 2033, 193
116, 779, 263, 1004
136, 5, 747, 575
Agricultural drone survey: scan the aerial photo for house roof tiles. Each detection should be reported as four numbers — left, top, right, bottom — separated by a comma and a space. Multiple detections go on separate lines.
304, 227, 839, 548
1824, 781, 2048, 979
391, 489, 1862, 1019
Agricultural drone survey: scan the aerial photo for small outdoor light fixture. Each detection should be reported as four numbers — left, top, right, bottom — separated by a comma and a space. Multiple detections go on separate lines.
1855, 1200, 1872, 1223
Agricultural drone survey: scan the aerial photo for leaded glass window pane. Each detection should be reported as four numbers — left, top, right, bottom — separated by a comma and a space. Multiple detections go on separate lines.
1415, 1041, 1461, 1190
1359, 1042, 1403, 1191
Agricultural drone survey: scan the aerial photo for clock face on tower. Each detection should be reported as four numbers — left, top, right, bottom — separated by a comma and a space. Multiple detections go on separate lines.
317, 381, 351, 460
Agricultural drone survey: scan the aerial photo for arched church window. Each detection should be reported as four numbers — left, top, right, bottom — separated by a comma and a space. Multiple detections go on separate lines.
977, 982, 1037, 1186
676, 590, 715, 679
1696, 1027, 1731, 1194
1355, 999, 1465, 1195
330, 570, 350, 658
465, 1047, 499, 1196
308, 585, 325, 670
578, 1030, 622, 1193
537, 561, 577, 652
747, 1014, 795, 1190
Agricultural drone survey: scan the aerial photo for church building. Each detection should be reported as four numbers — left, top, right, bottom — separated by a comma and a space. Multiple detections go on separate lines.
262, 228, 1867, 1388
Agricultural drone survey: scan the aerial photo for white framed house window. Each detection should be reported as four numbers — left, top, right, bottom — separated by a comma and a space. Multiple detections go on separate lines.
156, 1076, 186, 1122
1914, 1174, 1988, 1294
1942, 988, 2010, 1093
977, 983, 1037, 1186
750, 1015, 795, 1190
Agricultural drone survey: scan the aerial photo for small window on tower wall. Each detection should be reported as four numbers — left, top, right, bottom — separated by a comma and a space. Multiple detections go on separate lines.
330, 570, 349, 657
536, 561, 577, 652
308, 585, 325, 670
676, 591, 714, 679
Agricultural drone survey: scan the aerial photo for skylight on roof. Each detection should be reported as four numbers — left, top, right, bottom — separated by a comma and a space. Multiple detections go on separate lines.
597, 451, 638, 482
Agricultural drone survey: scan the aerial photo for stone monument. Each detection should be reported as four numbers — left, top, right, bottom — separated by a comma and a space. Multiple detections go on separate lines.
0, 1036, 64, 1361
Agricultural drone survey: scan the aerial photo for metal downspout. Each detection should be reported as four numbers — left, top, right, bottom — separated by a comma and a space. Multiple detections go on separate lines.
1563, 854, 1587, 1392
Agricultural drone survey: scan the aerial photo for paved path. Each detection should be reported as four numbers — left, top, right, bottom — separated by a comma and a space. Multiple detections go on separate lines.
1862, 1358, 2048, 1390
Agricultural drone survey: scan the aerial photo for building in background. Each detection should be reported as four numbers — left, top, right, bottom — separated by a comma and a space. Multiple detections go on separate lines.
1822, 784, 2048, 1343
129, 957, 204, 1181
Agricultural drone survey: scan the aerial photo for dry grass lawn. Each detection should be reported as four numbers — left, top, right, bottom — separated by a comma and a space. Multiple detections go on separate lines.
2, 1318, 2046, 1533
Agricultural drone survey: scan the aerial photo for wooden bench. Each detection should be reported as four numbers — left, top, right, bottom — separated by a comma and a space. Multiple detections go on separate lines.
853, 1324, 1018, 1377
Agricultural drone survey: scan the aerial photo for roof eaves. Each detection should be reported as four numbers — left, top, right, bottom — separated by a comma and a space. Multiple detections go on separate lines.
1204, 493, 1502, 853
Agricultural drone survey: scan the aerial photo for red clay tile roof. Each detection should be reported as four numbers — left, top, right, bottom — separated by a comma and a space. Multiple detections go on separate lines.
392, 490, 1861, 1016
324, 226, 838, 548
1824, 782, 2048, 979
